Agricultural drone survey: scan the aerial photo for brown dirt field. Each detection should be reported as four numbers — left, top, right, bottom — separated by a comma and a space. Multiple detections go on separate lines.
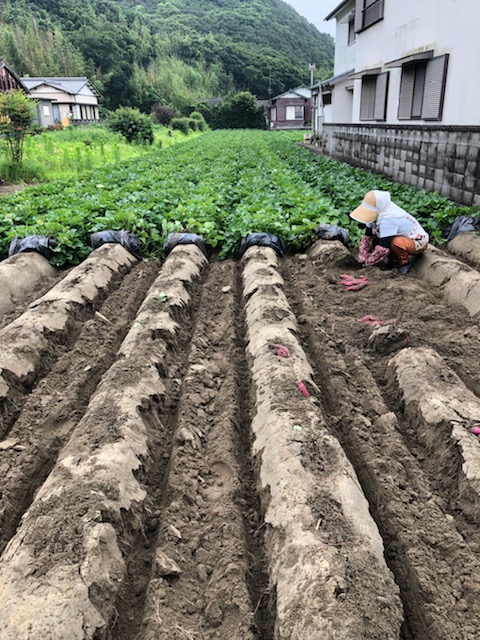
0, 238, 480, 640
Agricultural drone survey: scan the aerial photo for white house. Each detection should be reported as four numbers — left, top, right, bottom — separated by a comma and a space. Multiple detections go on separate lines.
21, 77, 101, 127
311, 0, 480, 207
322, 0, 480, 126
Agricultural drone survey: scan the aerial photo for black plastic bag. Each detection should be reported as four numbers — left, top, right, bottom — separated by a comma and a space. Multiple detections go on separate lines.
239, 233, 286, 258
91, 230, 142, 259
8, 235, 57, 260
315, 224, 349, 247
164, 232, 208, 258
446, 215, 480, 242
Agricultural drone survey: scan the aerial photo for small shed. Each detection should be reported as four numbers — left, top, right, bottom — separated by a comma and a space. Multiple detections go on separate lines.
267, 87, 312, 129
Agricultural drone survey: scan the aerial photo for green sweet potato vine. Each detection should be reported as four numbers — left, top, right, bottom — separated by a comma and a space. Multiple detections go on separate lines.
0, 130, 475, 266
269, 136, 475, 244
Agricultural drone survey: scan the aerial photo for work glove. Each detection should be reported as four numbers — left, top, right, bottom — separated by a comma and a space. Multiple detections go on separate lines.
364, 245, 390, 266
358, 235, 374, 263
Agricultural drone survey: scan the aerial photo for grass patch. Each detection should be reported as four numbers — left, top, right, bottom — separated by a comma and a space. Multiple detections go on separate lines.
0, 124, 200, 184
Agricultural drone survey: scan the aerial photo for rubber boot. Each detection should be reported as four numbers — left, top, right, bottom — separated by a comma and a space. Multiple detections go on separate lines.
397, 255, 418, 274
397, 262, 411, 275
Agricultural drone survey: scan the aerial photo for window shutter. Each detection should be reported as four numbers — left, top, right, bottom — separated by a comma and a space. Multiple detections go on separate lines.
398, 65, 415, 119
363, 0, 384, 28
421, 54, 449, 120
374, 72, 389, 120
354, 0, 364, 32
360, 77, 376, 120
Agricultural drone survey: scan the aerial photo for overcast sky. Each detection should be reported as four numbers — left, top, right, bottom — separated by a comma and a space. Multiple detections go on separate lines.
285, 0, 337, 37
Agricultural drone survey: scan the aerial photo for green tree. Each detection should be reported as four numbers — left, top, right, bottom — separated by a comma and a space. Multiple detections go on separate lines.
107, 106, 154, 144
0, 0, 334, 107
0, 89, 35, 166
216, 91, 266, 129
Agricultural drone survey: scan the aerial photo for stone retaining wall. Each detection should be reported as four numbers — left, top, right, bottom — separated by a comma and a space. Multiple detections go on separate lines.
323, 124, 480, 207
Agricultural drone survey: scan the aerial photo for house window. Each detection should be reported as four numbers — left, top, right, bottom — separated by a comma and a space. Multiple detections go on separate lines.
411, 63, 426, 118
355, 0, 384, 31
42, 105, 50, 116
348, 15, 356, 44
286, 105, 304, 120
271, 107, 277, 121
360, 72, 389, 121
398, 54, 449, 121
360, 77, 376, 120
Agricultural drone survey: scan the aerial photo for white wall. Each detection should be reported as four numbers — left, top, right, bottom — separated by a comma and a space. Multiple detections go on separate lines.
329, 1, 356, 123
352, 0, 480, 125
78, 85, 96, 97
28, 86, 99, 107
327, 0, 480, 125
333, 82, 354, 123
332, 1, 356, 75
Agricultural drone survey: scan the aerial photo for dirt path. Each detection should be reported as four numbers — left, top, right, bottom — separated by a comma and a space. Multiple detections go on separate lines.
0, 238, 479, 639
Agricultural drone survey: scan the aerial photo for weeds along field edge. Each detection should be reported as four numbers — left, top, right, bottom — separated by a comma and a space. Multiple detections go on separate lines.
0, 129, 475, 267
14, 125, 199, 184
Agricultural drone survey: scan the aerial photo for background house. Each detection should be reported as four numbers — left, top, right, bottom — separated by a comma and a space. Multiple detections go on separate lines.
267, 87, 312, 129
20, 77, 101, 127
316, 0, 480, 207
0, 61, 25, 93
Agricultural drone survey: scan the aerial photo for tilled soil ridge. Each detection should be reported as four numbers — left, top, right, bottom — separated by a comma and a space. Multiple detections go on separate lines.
0, 245, 207, 638
242, 246, 402, 639
0, 235, 480, 639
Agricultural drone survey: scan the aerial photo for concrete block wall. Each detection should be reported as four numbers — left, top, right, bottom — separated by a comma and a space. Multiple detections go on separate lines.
323, 124, 480, 207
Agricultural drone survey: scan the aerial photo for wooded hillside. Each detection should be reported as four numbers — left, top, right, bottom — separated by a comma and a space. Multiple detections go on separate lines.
0, 0, 333, 112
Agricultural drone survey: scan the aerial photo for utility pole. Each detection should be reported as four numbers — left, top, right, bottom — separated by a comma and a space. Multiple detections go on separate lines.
309, 64, 317, 138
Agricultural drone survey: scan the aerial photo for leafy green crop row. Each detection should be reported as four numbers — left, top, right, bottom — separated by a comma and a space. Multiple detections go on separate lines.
0, 130, 475, 266
268, 136, 474, 244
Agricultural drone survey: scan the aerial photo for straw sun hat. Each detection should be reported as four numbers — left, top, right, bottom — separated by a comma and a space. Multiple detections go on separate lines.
349, 191, 378, 224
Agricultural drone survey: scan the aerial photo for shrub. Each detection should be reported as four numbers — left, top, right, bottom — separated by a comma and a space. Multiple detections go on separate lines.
151, 103, 177, 126
216, 92, 266, 129
170, 117, 190, 135
188, 102, 218, 128
189, 111, 207, 131
107, 107, 154, 144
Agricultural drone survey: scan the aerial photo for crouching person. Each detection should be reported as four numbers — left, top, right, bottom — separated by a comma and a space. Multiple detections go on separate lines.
351, 190, 429, 274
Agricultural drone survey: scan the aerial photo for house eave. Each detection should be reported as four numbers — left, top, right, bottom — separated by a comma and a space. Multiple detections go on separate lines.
321, 68, 356, 87
384, 50, 434, 68
348, 67, 382, 79
325, 0, 352, 21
